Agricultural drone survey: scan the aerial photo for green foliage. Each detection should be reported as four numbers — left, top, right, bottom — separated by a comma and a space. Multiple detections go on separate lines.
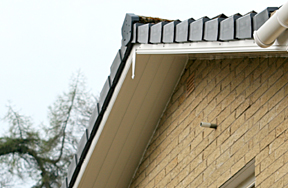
0, 71, 96, 188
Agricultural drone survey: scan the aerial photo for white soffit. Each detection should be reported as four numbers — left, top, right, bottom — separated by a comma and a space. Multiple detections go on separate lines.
74, 48, 187, 188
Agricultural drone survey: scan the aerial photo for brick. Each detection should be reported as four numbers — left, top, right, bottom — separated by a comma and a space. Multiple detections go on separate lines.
236, 76, 250, 96
276, 119, 288, 137
257, 156, 284, 184
231, 137, 245, 155
236, 99, 250, 118
275, 162, 288, 182
194, 161, 207, 177
203, 141, 217, 159
261, 76, 287, 104
256, 146, 269, 165
190, 153, 203, 171
231, 157, 245, 175
259, 175, 274, 188
261, 62, 277, 83
195, 97, 208, 116
216, 85, 231, 104
244, 123, 259, 142
181, 169, 197, 187
274, 141, 288, 159
236, 59, 249, 75
251, 82, 268, 103
217, 127, 230, 146
245, 76, 261, 97
179, 126, 190, 142
154, 170, 165, 185
221, 91, 235, 110
232, 120, 249, 142
284, 173, 288, 187
234, 143, 248, 162
245, 143, 260, 162
190, 174, 203, 188
207, 84, 221, 102
253, 58, 268, 79
253, 104, 268, 125
231, 71, 245, 91
207, 147, 221, 166
166, 157, 178, 174
273, 178, 284, 188
245, 99, 261, 120
216, 65, 230, 84
194, 79, 208, 97
216, 170, 231, 188
269, 110, 285, 133
268, 88, 284, 110
155, 173, 171, 188
269, 132, 285, 154
231, 113, 245, 134
245, 59, 259, 77
190, 132, 203, 151
216, 107, 231, 125
216, 150, 230, 168
259, 108, 276, 129
255, 164, 260, 176
268, 69, 284, 88
260, 129, 275, 150
221, 71, 235, 89
260, 153, 275, 171
207, 104, 222, 122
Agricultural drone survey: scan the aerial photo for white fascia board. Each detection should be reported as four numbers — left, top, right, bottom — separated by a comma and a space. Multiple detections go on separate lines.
135, 40, 287, 55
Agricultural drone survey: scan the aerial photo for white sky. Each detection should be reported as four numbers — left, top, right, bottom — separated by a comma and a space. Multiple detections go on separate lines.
0, 0, 285, 187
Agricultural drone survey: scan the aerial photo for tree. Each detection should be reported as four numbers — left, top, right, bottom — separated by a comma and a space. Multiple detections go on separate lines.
0, 71, 96, 188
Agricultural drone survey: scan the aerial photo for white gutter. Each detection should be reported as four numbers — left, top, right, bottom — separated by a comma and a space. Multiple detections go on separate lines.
254, 1, 288, 48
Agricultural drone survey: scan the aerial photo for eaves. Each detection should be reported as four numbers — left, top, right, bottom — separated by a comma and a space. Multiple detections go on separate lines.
62, 5, 288, 188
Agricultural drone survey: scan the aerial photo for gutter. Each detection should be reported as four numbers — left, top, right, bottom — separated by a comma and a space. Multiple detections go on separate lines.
254, 1, 288, 48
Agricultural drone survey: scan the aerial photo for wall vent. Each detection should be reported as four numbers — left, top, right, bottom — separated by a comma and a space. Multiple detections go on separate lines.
186, 73, 195, 96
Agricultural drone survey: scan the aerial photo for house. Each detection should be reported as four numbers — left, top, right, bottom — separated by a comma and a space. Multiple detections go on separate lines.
62, 2, 288, 188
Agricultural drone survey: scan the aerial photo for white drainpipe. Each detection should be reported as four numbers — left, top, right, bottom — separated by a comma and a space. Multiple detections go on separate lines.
254, 1, 288, 48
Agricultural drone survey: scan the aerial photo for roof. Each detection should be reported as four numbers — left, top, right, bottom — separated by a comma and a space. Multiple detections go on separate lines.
61, 5, 287, 188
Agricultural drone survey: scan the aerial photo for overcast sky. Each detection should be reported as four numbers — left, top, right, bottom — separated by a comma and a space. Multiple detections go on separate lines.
0, 0, 286, 186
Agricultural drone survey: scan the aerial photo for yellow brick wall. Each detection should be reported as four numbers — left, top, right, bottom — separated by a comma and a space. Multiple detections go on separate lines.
129, 57, 288, 188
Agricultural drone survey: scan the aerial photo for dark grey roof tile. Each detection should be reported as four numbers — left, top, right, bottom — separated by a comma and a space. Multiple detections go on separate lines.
137, 23, 152, 44
120, 43, 127, 58
98, 76, 111, 111
204, 14, 227, 41
253, 7, 278, 31
67, 154, 78, 185
220, 13, 242, 41
176, 18, 195, 43
110, 50, 123, 84
61, 177, 68, 188
87, 103, 100, 137
150, 22, 168, 44
122, 13, 139, 46
189, 17, 210, 41
132, 23, 144, 43
236, 11, 257, 39
76, 129, 89, 163
163, 20, 181, 43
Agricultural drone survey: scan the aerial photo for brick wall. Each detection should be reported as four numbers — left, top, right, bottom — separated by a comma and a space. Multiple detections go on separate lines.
129, 57, 288, 188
